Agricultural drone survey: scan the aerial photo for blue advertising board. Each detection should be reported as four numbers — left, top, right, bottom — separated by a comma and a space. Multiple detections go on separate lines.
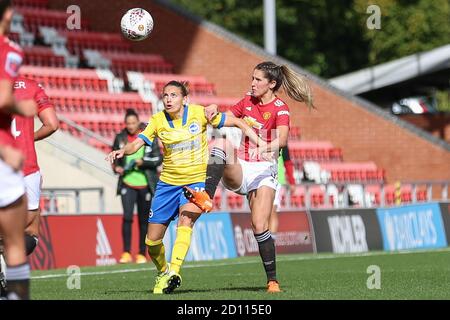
163, 212, 237, 261
376, 203, 447, 251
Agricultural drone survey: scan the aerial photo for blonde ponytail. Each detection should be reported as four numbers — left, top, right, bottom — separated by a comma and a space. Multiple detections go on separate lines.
280, 65, 314, 109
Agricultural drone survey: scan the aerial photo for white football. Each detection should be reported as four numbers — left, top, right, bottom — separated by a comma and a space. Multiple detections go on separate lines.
120, 8, 154, 41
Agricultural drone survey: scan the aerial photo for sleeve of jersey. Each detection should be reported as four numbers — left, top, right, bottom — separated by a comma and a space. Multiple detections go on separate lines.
35, 85, 54, 113
209, 112, 226, 129
276, 105, 290, 127
0, 50, 20, 82
138, 116, 156, 146
230, 97, 245, 118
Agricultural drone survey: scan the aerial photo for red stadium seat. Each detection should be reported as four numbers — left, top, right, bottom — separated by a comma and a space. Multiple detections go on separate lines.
20, 66, 109, 92
288, 141, 342, 162
290, 186, 305, 208
189, 96, 238, 112
320, 162, 385, 183
16, 7, 89, 34
13, 0, 49, 9
23, 46, 65, 67
97, 51, 173, 78
213, 188, 223, 211
142, 73, 216, 96
60, 31, 131, 56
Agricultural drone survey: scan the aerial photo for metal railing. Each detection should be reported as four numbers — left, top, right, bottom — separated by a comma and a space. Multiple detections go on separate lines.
41, 187, 104, 214
40, 181, 449, 214
58, 114, 113, 147
216, 180, 450, 212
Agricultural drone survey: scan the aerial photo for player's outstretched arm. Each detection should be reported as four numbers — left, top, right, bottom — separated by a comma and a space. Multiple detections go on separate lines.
106, 137, 145, 163
223, 115, 267, 149
263, 125, 289, 152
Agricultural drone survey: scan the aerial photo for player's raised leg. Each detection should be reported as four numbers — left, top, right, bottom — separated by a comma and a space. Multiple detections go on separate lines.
184, 137, 243, 212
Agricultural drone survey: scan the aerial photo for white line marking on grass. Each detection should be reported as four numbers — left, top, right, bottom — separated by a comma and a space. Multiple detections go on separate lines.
31, 247, 450, 280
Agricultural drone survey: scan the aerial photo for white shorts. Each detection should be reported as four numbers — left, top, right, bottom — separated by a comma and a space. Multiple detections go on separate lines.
273, 184, 282, 209
223, 158, 279, 195
24, 171, 42, 211
0, 159, 26, 208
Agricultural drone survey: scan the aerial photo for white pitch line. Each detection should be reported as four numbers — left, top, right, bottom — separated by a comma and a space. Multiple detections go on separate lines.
31, 247, 450, 280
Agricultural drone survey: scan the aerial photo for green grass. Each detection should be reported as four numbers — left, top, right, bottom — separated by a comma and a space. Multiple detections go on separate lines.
31, 249, 450, 300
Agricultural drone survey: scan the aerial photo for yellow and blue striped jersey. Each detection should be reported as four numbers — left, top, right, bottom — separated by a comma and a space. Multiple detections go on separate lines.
138, 104, 226, 185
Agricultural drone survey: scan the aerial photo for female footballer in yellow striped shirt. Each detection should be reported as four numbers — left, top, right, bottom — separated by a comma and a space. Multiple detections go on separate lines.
107, 81, 265, 294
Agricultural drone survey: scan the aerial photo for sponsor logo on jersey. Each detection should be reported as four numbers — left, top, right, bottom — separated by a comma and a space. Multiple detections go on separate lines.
14, 81, 26, 89
274, 99, 285, 107
263, 112, 271, 120
245, 106, 252, 111
277, 110, 290, 116
243, 116, 263, 130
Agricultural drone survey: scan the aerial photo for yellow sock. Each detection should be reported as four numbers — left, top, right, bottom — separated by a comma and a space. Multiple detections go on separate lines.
170, 226, 193, 274
146, 237, 167, 273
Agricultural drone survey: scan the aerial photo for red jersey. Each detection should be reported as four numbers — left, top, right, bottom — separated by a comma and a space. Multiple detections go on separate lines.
230, 93, 290, 162
0, 35, 24, 148
13, 77, 53, 176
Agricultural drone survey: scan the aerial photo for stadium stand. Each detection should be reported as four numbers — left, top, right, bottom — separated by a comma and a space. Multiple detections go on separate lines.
13, 0, 443, 212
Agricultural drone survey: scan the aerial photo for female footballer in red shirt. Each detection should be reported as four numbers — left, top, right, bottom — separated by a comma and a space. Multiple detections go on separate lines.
185, 61, 313, 293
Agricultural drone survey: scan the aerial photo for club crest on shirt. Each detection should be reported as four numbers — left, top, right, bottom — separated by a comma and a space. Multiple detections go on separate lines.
188, 121, 200, 135
263, 112, 271, 120
5, 52, 22, 77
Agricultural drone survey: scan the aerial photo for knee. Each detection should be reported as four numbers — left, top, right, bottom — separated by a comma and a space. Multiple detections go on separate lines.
145, 237, 163, 247
122, 215, 133, 223
251, 220, 268, 234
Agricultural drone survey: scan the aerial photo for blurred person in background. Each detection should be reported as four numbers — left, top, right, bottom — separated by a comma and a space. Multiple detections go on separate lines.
12, 76, 59, 257
111, 108, 162, 264
0, 0, 36, 300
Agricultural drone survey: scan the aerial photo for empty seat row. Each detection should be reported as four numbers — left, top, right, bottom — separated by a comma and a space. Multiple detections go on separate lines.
320, 162, 385, 182
188, 96, 238, 112
16, 7, 89, 34
98, 51, 173, 77
47, 89, 151, 115
60, 31, 131, 56
289, 141, 343, 161
20, 65, 109, 91
12, 0, 49, 9
143, 73, 216, 96
23, 45, 65, 67
365, 184, 428, 205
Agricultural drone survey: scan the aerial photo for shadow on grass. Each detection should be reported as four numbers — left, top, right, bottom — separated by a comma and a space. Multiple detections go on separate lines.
173, 286, 266, 294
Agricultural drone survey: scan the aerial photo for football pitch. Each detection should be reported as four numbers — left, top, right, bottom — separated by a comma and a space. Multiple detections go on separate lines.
31, 249, 450, 300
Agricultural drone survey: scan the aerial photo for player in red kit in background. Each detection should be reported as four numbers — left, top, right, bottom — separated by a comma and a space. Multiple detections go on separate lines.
12, 76, 59, 256
185, 61, 313, 293
0, 0, 36, 300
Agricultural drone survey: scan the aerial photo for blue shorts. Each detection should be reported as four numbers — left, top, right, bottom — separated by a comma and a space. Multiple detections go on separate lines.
148, 181, 205, 224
